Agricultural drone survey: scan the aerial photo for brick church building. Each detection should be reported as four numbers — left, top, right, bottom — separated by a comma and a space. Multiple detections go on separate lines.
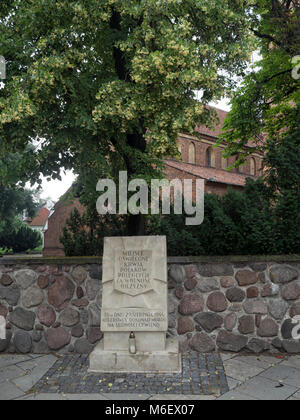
43, 106, 263, 256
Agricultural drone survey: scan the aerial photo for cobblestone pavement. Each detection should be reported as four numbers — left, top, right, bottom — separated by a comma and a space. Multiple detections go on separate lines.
30, 352, 228, 396
1, 352, 300, 400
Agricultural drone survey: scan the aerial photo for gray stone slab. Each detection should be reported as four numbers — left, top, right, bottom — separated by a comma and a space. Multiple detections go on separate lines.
217, 390, 259, 400
220, 353, 236, 362
18, 393, 110, 400
227, 377, 242, 390
292, 390, 300, 399
149, 394, 216, 400
234, 376, 298, 400
104, 393, 151, 400
0, 364, 24, 383
11, 355, 58, 392
259, 365, 300, 388
223, 359, 265, 382
280, 356, 300, 370
232, 355, 281, 369
0, 354, 33, 368
15, 354, 57, 373
0, 381, 25, 400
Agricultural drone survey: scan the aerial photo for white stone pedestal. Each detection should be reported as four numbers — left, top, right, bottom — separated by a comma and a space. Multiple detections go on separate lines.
89, 236, 181, 374
89, 338, 181, 374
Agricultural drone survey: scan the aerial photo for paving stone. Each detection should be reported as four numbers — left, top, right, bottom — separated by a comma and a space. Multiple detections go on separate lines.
223, 359, 264, 382
0, 364, 24, 383
217, 390, 259, 400
236, 375, 296, 401
259, 365, 300, 388
0, 381, 25, 400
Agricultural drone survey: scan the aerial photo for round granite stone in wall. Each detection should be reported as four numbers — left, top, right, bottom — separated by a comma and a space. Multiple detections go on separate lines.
238, 315, 255, 335
48, 276, 75, 310
216, 330, 248, 352
0, 284, 20, 306
168, 265, 186, 284
14, 269, 38, 289
226, 287, 246, 303
190, 332, 215, 353
268, 300, 289, 320
281, 281, 300, 301
37, 305, 56, 327
22, 286, 44, 308
177, 317, 195, 335
13, 331, 32, 353
59, 308, 80, 327
9, 308, 35, 331
0, 274, 13, 286
269, 265, 299, 284
194, 313, 223, 333
178, 294, 204, 315
206, 292, 228, 312
71, 266, 88, 285
196, 276, 219, 293
45, 327, 71, 350
235, 270, 258, 286
258, 318, 279, 337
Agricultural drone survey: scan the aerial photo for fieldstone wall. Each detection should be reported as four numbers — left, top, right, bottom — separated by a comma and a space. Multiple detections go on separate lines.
0, 257, 300, 355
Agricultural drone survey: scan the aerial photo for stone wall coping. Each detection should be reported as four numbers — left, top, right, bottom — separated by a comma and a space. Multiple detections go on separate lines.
1, 254, 300, 265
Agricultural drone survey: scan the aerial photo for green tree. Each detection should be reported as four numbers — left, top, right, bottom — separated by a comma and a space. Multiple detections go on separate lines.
0, 0, 254, 234
219, 0, 300, 163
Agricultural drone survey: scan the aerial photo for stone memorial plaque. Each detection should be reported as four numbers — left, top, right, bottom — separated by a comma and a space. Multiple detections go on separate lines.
90, 236, 181, 373
101, 309, 167, 331
101, 236, 168, 333
114, 249, 153, 296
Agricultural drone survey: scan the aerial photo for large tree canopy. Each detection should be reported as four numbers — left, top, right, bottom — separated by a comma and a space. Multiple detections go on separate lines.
220, 0, 300, 162
0, 0, 254, 186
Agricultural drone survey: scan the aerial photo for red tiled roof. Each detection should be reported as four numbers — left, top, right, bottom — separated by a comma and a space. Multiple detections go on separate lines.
164, 159, 255, 187
29, 207, 50, 227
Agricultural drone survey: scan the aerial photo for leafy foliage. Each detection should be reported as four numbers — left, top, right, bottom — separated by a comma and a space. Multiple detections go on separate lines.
219, 0, 300, 163
0, 217, 42, 253
0, 0, 254, 190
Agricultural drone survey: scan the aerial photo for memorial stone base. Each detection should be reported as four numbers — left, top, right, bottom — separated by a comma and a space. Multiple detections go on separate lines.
89, 338, 181, 373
